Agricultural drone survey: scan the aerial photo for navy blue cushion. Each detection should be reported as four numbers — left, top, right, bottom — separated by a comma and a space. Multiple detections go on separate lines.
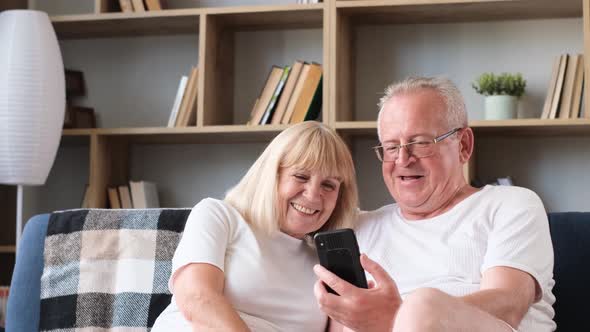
548, 212, 590, 332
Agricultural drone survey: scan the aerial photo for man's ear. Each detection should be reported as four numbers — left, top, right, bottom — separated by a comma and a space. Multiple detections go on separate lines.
458, 127, 474, 164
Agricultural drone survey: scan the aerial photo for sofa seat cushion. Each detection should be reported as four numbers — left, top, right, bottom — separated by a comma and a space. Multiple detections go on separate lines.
39, 208, 190, 331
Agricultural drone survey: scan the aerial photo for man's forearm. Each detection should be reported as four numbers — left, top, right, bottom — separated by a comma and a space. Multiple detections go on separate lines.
460, 288, 531, 328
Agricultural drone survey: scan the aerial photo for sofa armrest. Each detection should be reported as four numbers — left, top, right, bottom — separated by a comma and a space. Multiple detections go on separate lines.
6, 214, 50, 332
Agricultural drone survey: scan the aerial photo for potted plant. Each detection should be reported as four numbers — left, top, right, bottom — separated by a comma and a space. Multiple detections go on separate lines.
472, 72, 526, 120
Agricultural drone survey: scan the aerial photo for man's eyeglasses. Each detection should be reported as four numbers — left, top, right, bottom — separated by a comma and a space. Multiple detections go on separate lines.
373, 128, 462, 163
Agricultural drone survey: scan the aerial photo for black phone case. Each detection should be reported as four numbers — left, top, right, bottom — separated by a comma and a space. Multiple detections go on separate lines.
314, 228, 368, 294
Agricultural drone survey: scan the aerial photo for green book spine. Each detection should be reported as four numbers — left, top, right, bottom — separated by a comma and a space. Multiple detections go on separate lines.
304, 76, 323, 121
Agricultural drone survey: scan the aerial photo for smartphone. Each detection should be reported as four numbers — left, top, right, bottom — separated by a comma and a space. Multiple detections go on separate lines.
314, 228, 368, 295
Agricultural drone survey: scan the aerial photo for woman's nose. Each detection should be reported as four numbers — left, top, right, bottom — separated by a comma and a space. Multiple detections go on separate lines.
303, 182, 322, 200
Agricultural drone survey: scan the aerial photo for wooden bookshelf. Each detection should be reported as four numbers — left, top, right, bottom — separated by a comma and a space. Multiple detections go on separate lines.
16, 0, 589, 211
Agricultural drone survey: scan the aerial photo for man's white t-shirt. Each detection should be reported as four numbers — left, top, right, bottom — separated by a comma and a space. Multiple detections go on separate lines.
152, 198, 327, 332
355, 185, 556, 332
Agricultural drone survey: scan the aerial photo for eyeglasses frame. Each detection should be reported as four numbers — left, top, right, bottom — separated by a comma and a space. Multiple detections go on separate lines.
373, 127, 463, 162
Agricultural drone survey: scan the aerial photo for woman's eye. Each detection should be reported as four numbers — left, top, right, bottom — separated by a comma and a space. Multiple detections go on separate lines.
322, 182, 336, 191
294, 174, 308, 181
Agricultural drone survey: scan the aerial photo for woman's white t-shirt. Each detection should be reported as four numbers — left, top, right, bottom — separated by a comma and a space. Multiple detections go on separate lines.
152, 198, 327, 332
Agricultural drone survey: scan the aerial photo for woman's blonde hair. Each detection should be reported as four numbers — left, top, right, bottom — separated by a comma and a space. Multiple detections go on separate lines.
225, 121, 358, 238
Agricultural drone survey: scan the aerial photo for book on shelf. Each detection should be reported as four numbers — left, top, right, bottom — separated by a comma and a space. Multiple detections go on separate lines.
131, 0, 146, 12
289, 63, 323, 123
246, 98, 260, 125
107, 187, 121, 209
541, 53, 586, 119
282, 63, 312, 124
272, 60, 304, 125
260, 66, 291, 124
570, 55, 584, 119
176, 66, 199, 127
0, 286, 8, 328
145, 0, 163, 11
541, 55, 563, 119
118, 185, 133, 209
167, 75, 189, 127
559, 54, 581, 119
129, 181, 160, 208
582, 80, 588, 119
548, 54, 569, 119
249, 66, 285, 125
118, 0, 134, 12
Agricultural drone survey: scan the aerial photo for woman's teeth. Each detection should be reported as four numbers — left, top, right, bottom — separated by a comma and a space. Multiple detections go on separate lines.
291, 202, 317, 215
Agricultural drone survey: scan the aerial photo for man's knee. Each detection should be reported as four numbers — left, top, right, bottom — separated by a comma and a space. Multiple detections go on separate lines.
394, 288, 450, 331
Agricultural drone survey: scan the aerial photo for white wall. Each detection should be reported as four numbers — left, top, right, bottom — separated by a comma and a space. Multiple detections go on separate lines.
22, 3, 590, 223
355, 19, 583, 121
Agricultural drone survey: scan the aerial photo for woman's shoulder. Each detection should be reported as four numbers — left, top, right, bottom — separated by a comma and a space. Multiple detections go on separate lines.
189, 198, 249, 228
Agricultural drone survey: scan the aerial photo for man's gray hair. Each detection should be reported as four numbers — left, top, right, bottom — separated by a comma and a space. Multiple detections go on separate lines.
377, 77, 468, 138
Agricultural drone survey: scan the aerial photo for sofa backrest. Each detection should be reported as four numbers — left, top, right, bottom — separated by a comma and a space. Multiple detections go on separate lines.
7, 210, 589, 331
548, 212, 590, 332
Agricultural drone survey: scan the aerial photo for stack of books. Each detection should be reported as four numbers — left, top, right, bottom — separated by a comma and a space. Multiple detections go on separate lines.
247, 61, 323, 125
119, 0, 163, 12
541, 54, 587, 119
107, 181, 160, 209
167, 66, 199, 127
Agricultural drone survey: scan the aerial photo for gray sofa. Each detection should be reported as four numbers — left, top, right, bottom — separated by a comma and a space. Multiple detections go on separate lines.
6, 209, 590, 331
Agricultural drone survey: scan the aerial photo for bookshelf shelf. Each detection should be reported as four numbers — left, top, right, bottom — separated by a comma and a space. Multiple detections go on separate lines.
91, 125, 287, 143
204, 4, 324, 30
0, 246, 16, 254
51, 9, 202, 39
335, 0, 581, 24
334, 119, 590, 137
50, 4, 325, 39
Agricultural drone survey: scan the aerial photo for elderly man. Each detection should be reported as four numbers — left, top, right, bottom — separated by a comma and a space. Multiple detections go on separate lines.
314, 77, 555, 332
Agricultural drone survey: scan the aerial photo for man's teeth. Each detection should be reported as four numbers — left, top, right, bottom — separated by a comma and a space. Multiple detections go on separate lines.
292, 203, 317, 215
401, 176, 421, 180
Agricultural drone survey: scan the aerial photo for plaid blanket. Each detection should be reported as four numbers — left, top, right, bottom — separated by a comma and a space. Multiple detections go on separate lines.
39, 208, 191, 331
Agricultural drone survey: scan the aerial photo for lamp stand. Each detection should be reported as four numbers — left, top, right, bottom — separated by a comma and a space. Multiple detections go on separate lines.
16, 185, 23, 250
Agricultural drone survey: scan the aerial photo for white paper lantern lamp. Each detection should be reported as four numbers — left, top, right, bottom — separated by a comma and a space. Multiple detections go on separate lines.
0, 10, 65, 246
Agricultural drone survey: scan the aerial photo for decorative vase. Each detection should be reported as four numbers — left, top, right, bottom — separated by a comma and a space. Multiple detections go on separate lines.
484, 95, 518, 120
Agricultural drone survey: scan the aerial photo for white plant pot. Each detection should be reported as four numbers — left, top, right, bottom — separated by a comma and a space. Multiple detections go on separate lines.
484, 95, 518, 120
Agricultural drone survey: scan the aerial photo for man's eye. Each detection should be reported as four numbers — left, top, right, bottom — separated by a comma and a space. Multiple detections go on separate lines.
385, 146, 399, 152
413, 142, 431, 148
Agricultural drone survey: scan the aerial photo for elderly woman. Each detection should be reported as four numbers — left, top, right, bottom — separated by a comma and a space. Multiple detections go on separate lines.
152, 121, 359, 331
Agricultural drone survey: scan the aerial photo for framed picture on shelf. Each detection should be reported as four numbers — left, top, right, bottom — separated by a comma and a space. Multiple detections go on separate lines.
65, 69, 86, 98
63, 105, 96, 129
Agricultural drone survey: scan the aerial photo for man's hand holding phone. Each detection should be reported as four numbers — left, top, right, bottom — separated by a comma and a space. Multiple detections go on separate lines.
313, 254, 402, 332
